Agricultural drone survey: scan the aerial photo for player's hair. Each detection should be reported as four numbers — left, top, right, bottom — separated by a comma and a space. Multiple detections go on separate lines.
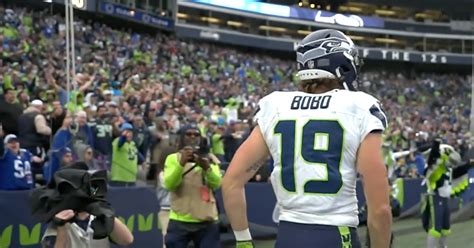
300, 78, 343, 94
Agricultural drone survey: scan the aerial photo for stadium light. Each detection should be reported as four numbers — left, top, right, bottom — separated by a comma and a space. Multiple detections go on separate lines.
201, 17, 221, 24
259, 25, 287, 32
339, 6, 363, 12
298, 2, 303, 7
348, 35, 365, 41
176, 13, 189, 19
375, 38, 398, 44
227, 21, 244, 27
375, 9, 397, 16
297, 30, 312, 35
310, 3, 315, 8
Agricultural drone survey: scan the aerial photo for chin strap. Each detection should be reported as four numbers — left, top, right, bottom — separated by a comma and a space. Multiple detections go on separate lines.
342, 82, 350, 90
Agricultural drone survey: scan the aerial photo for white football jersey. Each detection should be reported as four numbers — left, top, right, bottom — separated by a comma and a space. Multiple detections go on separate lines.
255, 89, 387, 227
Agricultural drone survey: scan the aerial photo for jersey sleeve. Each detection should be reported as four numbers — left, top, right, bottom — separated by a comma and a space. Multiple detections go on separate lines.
359, 95, 388, 142
253, 92, 278, 137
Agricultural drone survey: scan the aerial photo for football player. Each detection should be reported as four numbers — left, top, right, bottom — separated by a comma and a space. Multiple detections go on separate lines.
222, 29, 392, 248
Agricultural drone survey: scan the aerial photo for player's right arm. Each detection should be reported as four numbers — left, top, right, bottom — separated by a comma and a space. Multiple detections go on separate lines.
222, 125, 270, 246
357, 131, 392, 248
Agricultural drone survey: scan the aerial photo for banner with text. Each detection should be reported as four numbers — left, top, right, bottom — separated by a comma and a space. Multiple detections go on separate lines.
187, 0, 384, 28
176, 25, 473, 65
99, 2, 173, 30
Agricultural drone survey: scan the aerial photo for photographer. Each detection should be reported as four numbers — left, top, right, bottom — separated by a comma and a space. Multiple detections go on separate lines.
36, 163, 134, 248
163, 125, 222, 248
42, 209, 133, 248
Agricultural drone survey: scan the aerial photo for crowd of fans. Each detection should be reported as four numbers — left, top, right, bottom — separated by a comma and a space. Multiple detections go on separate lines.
0, 6, 471, 188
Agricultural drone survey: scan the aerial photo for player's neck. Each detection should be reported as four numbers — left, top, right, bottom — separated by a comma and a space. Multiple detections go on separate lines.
302, 79, 342, 94
308, 85, 339, 94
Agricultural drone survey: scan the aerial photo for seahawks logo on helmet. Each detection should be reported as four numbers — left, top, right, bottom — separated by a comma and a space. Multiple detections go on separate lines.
320, 40, 343, 53
295, 29, 361, 91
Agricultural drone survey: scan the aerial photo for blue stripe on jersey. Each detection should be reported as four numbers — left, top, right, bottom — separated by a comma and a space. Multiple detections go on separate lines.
369, 104, 387, 128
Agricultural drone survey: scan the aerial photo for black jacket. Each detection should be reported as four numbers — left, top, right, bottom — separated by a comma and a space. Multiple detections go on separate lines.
0, 99, 23, 135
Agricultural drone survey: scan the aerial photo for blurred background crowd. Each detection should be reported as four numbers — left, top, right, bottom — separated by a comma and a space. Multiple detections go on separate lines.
0, 6, 471, 188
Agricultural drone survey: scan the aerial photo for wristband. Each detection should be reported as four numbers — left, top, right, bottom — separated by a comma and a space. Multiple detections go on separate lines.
234, 228, 252, 241
52, 217, 69, 226
236, 240, 254, 248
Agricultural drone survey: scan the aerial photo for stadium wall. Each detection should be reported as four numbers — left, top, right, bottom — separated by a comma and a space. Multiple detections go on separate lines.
175, 24, 474, 66
1, 174, 473, 247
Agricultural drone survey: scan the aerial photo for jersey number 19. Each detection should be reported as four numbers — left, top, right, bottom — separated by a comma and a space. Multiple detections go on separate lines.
274, 120, 344, 195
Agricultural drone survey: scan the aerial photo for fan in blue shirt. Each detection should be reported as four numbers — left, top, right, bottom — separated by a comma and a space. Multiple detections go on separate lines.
0, 134, 42, 190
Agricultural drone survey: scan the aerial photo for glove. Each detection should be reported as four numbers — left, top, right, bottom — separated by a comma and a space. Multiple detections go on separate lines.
236, 240, 254, 248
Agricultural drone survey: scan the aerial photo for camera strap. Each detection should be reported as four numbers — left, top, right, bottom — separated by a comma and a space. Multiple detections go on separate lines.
182, 164, 198, 178
182, 164, 208, 186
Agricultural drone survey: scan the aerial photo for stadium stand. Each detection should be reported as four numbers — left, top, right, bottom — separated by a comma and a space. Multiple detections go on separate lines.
0, 7, 470, 166
0, 1, 472, 247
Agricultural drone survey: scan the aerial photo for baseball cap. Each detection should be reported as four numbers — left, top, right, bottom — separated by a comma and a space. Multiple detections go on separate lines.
4, 134, 19, 144
120, 123, 134, 132
107, 101, 118, 107
103, 90, 112, 95
31, 99, 43, 107
178, 124, 200, 136
60, 147, 73, 156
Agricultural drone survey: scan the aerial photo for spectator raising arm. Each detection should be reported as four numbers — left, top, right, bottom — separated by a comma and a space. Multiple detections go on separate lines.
34, 114, 52, 136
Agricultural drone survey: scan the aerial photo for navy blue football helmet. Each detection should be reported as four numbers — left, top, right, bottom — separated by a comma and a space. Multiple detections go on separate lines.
296, 29, 362, 91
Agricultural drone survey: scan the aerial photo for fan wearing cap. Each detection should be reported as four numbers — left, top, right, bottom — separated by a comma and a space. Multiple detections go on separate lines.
17, 99, 51, 182
45, 111, 75, 184
110, 123, 144, 186
0, 131, 42, 190
102, 89, 113, 104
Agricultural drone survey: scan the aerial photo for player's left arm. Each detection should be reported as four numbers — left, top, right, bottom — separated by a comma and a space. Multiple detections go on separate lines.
222, 125, 270, 241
